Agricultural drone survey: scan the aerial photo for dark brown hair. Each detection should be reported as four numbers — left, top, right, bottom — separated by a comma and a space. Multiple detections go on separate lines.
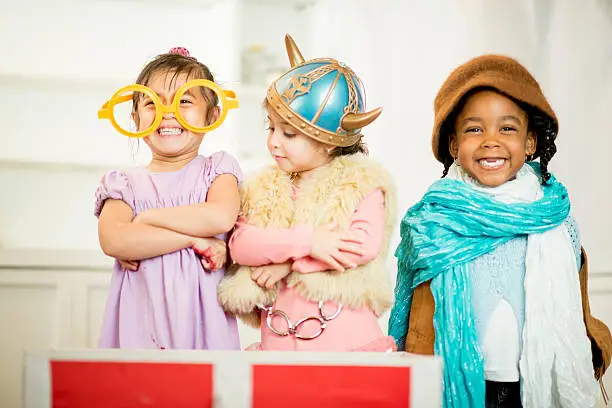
132, 52, 218, 123
329, 138, 368, 157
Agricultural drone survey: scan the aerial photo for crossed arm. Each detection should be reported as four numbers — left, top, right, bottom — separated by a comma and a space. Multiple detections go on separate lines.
229, 189, 386, 272
98, 174, 240, 263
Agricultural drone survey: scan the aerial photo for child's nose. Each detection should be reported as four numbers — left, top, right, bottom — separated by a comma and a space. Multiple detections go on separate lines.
269, 131, 281, 147
481, 132, 501, 148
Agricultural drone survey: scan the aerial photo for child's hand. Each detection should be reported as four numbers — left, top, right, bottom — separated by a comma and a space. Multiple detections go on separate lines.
117, 258, 139, 272
310, 223, 364, 272
251, 263, 292, 289
192, 237, 227, 271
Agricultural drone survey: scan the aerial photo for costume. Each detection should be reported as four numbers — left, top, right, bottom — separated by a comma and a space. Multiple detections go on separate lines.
388, 55, 611, 408
98, 79, 238, 138
217, 35, 396, 351
95, 55, 242, 349
95, 153, 242, 350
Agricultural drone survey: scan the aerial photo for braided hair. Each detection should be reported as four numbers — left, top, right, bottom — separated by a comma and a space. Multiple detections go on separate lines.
523, 107, 557, 184
439, 106, 460, 179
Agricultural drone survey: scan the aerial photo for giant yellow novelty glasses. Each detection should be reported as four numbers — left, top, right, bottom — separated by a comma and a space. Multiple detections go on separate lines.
98, 79, 239, 138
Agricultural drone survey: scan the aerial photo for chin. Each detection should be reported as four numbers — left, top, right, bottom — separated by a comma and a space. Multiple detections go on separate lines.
153, 137, 191, 150
472, 172, 514, 187
277, 164, 296, 174
271, 159, 293, 173
156, 146, 192, 158
466, 160, 519, 187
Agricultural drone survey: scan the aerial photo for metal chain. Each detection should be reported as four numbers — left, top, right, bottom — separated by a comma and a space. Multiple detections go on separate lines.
258, 301, 343, 340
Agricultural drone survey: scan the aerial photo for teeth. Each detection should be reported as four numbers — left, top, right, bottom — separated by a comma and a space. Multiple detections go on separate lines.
158, 128, 182, 136
479, 159, 505, 168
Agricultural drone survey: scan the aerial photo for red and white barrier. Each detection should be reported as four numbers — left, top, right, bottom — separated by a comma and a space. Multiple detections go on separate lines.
24, 349, 442, 407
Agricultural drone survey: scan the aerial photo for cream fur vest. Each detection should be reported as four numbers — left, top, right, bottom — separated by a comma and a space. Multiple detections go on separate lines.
217, 155, 397, 328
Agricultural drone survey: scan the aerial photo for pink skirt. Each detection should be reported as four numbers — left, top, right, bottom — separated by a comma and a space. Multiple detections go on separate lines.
246, 335, 397, 352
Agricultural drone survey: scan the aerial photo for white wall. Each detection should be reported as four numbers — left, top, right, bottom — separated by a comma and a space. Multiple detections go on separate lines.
0, 0, 611, 406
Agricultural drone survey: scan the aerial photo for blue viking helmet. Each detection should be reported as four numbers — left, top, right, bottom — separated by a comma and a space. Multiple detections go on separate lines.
266, 34, 382, 147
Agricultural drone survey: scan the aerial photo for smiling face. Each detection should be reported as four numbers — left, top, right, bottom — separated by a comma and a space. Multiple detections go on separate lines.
134, 70, 219, 160
449, 90, 537, 187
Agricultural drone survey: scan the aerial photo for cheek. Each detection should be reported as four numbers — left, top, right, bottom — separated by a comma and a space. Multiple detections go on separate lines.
456, 138, 477, 157
189, 133, 205, 144
288, 140, 313, 160
510, 139, 530, 158
181, 107, 205, 124
136, 110, 156, 130
200, 105, 213, 119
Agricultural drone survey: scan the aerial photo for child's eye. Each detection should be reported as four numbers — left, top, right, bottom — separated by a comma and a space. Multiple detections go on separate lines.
465, 127, 481, 133
144, 100, 154, 107
284, 132, 296, 138
266, 126, 274, 132
501, 126, 517, 132
180, 99, 192, 104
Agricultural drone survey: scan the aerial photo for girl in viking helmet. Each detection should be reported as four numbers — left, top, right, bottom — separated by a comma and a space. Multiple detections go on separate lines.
218, 34, 397, 352
388, 55, 611, 407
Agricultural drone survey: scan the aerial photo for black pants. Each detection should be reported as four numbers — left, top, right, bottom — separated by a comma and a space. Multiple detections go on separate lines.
485, 381, 522, 408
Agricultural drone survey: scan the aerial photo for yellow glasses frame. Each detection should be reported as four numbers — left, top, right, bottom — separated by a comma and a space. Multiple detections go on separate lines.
98, 79, 239, 138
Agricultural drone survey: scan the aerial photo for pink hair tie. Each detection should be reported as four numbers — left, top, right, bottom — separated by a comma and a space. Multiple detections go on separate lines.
169, 47, 192, 58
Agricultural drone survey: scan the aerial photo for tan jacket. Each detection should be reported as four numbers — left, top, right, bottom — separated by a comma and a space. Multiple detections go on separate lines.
405, 247, 611, 381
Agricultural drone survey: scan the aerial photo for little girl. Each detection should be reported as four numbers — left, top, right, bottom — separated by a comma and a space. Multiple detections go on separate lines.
217, 35, 397, 352
389, 55, 611, 407
95, 47, 242, 350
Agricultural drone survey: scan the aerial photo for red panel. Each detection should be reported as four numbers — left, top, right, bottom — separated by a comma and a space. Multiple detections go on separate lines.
252, 364, 410, 408
51, 361, 213, 408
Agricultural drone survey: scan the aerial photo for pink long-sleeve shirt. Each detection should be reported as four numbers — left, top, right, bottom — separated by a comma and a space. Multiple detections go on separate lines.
228, 187, 395, 352
228, 189, 386, 272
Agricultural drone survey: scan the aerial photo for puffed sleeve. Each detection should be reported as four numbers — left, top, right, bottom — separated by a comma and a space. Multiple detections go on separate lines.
205, 151, 243, 187
93, 171, 134, 217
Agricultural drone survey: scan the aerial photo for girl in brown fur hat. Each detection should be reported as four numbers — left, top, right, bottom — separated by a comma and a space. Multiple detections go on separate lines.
389, 55, 611, 408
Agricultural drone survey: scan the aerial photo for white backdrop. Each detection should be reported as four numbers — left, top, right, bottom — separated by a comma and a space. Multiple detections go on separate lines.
0, 1, 610, 406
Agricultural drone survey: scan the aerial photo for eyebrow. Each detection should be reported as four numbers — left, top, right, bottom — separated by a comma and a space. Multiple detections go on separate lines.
461, 116, 483, 124
182, 87, 205, 99
500, 115, 524, 124
461, 115, 524, 125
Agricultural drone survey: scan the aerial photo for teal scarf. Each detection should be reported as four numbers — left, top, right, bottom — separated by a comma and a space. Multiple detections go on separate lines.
388, 163, 570, 407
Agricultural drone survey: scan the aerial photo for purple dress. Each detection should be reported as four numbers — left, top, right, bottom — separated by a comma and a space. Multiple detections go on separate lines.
94, 152, 241, 350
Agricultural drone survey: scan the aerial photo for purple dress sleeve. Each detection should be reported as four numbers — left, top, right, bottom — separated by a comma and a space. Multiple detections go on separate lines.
205, 151, 243, 187
94, 171, 134, 218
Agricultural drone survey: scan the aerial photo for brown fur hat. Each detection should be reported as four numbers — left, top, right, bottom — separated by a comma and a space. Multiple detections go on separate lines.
432, 55, 558, 164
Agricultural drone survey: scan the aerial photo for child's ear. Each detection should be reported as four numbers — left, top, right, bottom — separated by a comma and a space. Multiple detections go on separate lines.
449, 134, 458, 159
526, 131, 537, 156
